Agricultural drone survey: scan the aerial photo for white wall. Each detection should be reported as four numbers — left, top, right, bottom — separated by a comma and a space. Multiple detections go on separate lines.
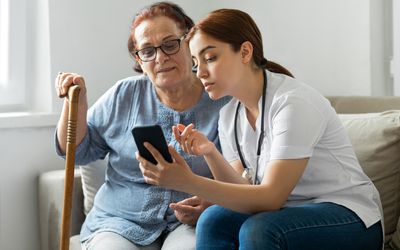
47, 0, 213, 111
0, 1, 392, 249
0, 127, 63, 250
213, 0, 392, 96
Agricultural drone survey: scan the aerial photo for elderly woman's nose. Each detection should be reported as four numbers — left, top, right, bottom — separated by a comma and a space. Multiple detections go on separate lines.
155, 47, 170, 63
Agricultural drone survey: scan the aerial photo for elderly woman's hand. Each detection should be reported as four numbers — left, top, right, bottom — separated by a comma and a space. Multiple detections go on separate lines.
136, 143, 194, 191
173, 123, 216, 156
55, 72, 87, 104
170, 196, 212, 226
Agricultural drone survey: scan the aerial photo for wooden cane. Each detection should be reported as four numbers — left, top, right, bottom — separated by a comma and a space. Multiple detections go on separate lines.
60, 85, 81, 250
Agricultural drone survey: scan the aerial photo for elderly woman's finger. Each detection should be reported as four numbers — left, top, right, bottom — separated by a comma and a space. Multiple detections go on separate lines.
136, 152, 160, 184
60, 74, 75, 97
55, 72, 87, 99
143, 175, 158, 185
136, 152, 153, 170
55, 72, 67, 97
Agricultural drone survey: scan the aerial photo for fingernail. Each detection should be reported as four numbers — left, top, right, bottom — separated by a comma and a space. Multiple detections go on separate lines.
177, 124, 185, 132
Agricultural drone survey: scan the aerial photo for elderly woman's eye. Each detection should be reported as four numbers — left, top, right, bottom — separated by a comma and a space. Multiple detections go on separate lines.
163, 41, 179, 51
140, 47, 155, 57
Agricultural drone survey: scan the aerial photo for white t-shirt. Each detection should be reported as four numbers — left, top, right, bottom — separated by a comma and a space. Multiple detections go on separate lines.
218, 70, 383, 229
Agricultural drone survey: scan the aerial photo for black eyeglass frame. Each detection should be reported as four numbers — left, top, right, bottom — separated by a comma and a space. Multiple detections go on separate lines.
134, 35, 186, 62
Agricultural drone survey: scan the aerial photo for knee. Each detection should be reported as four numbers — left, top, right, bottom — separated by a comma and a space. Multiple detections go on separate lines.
239, 215, 267, 239
239, 213, 283, 247
197, 205, 229, 232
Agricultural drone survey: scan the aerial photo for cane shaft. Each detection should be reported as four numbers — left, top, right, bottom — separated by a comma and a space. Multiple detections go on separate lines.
60, 85, 81, 250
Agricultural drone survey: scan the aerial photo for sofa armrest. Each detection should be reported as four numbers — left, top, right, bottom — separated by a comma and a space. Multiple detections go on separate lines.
38, 169, 85, 250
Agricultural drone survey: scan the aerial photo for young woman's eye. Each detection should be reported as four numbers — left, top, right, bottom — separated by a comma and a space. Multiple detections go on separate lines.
205, 56, 216, 63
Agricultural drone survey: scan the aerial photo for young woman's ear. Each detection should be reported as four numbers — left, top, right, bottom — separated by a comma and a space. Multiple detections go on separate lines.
240, 41, 254, 64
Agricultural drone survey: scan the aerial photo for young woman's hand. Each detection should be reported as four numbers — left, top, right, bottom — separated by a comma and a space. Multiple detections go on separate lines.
136, 143, 195, 191
172, 123, 215, 156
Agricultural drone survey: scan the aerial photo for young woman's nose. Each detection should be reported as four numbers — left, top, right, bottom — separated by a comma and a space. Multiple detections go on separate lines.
196, 63, 208, 79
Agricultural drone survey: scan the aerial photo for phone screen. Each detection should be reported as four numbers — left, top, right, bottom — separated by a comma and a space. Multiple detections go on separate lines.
132, 125, 173, 164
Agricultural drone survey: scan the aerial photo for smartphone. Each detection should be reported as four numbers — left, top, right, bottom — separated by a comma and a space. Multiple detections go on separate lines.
132, 125, 173, 165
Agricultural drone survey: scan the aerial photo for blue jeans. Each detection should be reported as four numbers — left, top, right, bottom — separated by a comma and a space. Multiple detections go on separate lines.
196, 203, 382, 250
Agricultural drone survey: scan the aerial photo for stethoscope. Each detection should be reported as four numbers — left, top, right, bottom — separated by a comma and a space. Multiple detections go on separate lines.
234, 71, 267, 185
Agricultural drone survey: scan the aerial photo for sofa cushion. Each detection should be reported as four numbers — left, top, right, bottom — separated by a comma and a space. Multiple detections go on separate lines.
391, 219, 400, 249
339, 111, 400, 243
79, 158, 107, 215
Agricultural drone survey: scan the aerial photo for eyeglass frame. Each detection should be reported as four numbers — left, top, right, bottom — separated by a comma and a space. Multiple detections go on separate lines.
134, 35, 186, 62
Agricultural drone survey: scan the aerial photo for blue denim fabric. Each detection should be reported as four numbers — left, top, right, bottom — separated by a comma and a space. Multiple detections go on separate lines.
196, 203, 382, 250
55, 75, 230, 245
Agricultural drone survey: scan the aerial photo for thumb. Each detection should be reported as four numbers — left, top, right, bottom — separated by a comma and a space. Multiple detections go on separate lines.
179, 196, 201, 206
169, 145, 186, 165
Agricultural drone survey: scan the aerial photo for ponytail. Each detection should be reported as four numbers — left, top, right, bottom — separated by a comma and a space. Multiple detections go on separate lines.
264, 59, 294, 78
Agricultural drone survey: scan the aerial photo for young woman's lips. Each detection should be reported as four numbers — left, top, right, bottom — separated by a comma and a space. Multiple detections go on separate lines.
203, 82, 214, 91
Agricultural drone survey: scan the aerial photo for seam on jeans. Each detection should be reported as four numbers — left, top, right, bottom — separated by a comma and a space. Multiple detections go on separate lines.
271, 217, 362, 249
280, 219, 361, 235
276, 221, 361, 249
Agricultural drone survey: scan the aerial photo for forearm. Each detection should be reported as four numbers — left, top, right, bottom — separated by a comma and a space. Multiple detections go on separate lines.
56, 99, 88, 154
204, 146, 248, 184
183, 175, 283, 214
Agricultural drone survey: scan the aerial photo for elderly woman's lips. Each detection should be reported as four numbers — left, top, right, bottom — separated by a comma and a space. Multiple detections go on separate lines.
157, 67, 175, 73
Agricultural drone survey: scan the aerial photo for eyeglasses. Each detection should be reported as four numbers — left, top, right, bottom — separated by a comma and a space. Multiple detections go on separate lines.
134, 35, 185, 62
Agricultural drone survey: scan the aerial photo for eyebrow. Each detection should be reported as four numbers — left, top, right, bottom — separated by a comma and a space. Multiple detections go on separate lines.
140, 35, 177, 48
198, 45, 217, 56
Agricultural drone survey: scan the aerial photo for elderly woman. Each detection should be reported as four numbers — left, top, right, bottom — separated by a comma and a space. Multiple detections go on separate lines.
55, 2, 229, 250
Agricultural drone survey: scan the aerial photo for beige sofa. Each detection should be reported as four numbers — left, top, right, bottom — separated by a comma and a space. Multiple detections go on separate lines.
38, 96, 400, 250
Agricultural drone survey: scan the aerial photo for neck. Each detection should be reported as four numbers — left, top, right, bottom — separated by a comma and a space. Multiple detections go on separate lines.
155, 76, 203, 112
236, 69, 265, 126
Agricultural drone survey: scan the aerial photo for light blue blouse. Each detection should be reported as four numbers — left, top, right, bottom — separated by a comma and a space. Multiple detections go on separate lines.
55, 75, 230, 245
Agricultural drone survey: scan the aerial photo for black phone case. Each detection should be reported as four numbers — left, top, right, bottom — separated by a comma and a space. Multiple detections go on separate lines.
132, 125, 173, 164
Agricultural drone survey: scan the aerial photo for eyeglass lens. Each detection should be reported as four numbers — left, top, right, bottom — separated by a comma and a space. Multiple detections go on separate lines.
137, 39, 181, 61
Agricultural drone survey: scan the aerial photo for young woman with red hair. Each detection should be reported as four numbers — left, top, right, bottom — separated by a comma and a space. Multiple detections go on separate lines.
138, 8, 383, 250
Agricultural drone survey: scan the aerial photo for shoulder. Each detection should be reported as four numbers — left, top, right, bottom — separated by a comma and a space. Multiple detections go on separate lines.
267, 72, 332, 115
89, 74, 150, 111
96, 75, 151, 102
112, 75, 151, 94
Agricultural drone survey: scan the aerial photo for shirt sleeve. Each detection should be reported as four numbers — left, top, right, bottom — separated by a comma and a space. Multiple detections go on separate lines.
54, 82, 122, 164
269, 96, 327, 160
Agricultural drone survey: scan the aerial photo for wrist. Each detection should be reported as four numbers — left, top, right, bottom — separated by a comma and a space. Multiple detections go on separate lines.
204, 142, 218, 157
